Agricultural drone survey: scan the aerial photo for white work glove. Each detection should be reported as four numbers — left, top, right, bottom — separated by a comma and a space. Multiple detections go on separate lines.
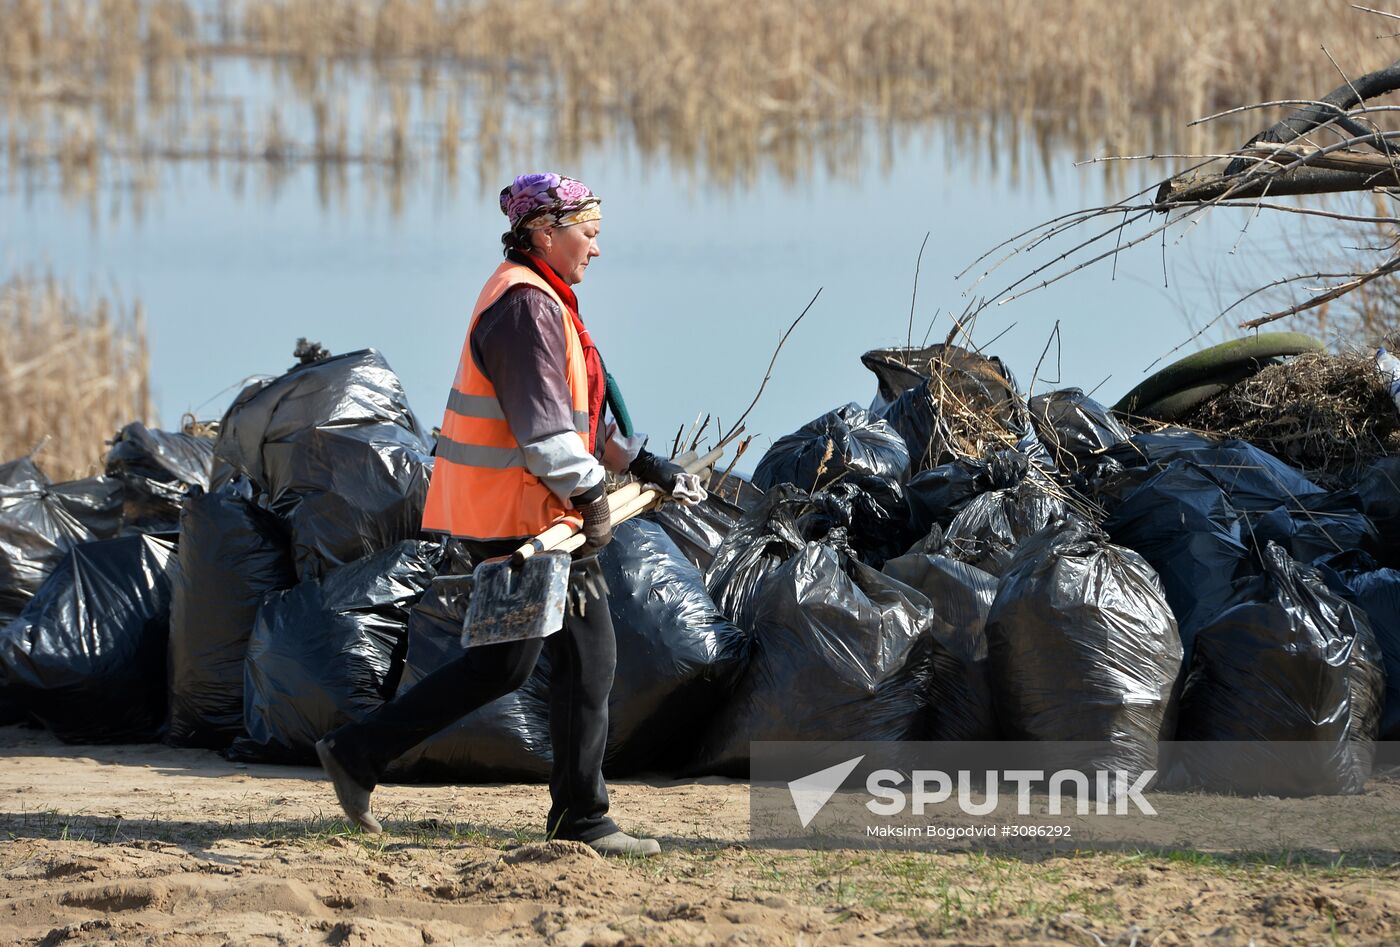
629, 450, 707, 507
671, 472, 707, 507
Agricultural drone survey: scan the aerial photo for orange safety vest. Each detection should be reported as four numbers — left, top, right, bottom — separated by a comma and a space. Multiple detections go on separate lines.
422, 261, 591, 541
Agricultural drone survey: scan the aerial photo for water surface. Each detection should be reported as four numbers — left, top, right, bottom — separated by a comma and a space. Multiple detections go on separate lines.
2, 50, 1303, 455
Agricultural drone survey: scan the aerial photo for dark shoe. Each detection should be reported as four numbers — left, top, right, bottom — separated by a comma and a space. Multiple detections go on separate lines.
586, 831, 660, 857
315, 738, 382, 834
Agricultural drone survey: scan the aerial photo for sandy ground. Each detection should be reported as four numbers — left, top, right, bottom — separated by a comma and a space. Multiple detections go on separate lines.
2, 726, 1399, 946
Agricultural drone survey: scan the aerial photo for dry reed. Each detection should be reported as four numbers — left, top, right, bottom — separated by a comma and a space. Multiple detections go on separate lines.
0, 273, 152, 481
224, 0, 1387, 124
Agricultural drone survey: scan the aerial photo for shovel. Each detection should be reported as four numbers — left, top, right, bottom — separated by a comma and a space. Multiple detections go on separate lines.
460, 445, 727, 648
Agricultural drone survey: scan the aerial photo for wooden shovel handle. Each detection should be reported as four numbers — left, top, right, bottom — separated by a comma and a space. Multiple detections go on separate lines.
510, 445, 723, 562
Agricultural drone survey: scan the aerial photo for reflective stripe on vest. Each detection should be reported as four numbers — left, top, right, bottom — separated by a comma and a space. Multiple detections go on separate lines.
421, 261, 592, 541
444, 389, 590, 436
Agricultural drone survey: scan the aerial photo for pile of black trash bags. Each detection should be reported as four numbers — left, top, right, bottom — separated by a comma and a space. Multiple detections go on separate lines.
0, 341, 1395, 796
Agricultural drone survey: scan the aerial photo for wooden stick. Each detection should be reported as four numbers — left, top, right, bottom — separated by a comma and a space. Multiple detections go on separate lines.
516, 445, 724, 560
555, 491, 665, 555
518, 522, 576, 560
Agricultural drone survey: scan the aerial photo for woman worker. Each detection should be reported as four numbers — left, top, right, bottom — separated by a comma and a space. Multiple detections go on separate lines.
316, 173, 702, 858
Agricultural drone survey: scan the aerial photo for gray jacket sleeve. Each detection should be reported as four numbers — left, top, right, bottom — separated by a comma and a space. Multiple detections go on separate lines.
470, 286, 605, 503
602, 419, 647, 475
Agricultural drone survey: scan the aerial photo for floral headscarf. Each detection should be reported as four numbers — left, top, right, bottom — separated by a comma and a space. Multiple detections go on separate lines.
499, 172, 601, 232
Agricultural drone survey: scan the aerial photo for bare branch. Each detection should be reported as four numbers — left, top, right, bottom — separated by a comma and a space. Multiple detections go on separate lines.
1028, 320, 1062, 399
906, 232, 929, 354
1210, 200, 1400, 224
1352, 4, 1400, 22
720, 287, 822, 444
1239, 255, 1400, 328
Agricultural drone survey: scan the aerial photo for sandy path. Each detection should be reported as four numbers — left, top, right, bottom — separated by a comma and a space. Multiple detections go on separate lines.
2, 726, 1399, 945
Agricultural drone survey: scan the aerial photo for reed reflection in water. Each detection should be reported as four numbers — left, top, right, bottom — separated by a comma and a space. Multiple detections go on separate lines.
2, 0, 1380, 446
4, 0, 1390, 219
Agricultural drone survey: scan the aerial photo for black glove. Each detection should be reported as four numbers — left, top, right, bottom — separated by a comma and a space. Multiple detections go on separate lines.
628, 449, 686, 493
577, 492, 613, 552
567, 554, 610, 616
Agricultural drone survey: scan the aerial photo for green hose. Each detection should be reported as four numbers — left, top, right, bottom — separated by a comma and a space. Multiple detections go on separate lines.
1115, 332, 1325, 418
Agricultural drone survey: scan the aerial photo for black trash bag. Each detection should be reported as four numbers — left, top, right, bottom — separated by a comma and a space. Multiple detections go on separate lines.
1184, 440, 1322, 510
1247, 491, 1380, 565
906, 450, 1030, 537
862, 345, 943, 416
751, 403, 909, 493
1350, 623, 1387, 756
165, 483, 297, 749
1104, 461, 1253, 656
693, 542, 935, 776
1317, 557, 1400, 741
652, 470, 768, 572
213, 348, 434, 581
791, 490, 859, 549
705, 484, 812, 631
861, 344, 1018, 426
0, 477, 124, 626
708, 469, 766, 513
0, 457, 47, 488
1171, 543, 1383, 796
649, 490, 748, 572
875, 379, 948, 474
1028, 388, 1132, 474
936, 475, 1077, 577
0, 535, 178, 743
1204, 441, 1302, 496
883, 553, 999, 741
48, 477, 126, 539
815, 476, 914, 570
1103, 428, 1219, 468
600, 520, 750, 775
228, 540, 440, 764
275, 427, 433, 581
385, 573, 555, 783
105, 422, 215, 533
864, 345, 1052, 475
985, 522, 1182, 780
1356, 457, 1400, 567
1107, 434, 1323, 512
1076, 456, 1160, 516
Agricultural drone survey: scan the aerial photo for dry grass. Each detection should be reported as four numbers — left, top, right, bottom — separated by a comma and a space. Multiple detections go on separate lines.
3, 0, 1398, 206
0, 273, 152, 481
224, 0, 1400, 191
1185, 351, 1400, 486
226, 0, 1385, 125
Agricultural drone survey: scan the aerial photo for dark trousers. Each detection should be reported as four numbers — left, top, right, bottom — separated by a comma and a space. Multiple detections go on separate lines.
325, 543, 619, 843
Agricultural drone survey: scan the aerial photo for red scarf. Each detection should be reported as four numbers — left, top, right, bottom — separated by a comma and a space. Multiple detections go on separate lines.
513, 252, 606, 454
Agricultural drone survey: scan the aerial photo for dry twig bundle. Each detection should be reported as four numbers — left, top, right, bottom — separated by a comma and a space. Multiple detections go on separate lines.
1184, 351, 1400, 485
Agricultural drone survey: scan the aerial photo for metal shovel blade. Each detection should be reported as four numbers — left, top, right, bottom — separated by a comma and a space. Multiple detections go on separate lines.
461, 550, 571, 648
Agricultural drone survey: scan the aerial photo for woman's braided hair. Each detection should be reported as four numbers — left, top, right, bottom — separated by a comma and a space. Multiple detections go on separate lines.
501, 227, 535, 257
